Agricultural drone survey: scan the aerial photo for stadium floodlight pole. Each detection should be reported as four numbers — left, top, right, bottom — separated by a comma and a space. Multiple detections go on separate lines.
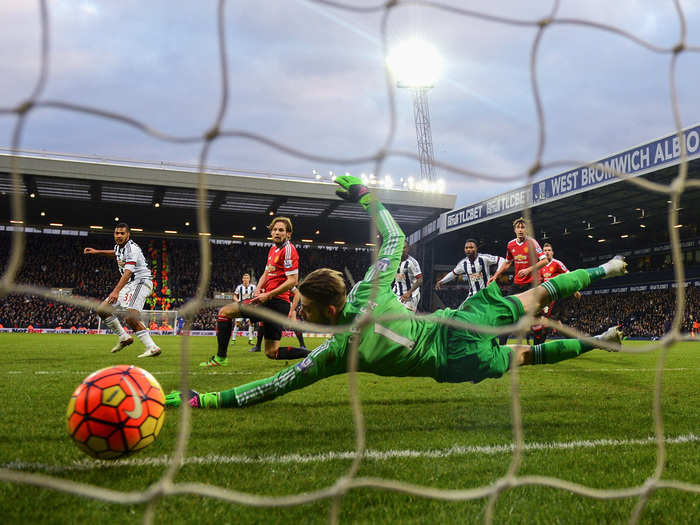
387, 39, 442, 183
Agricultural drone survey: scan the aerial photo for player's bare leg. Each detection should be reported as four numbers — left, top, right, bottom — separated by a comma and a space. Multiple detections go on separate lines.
124, 308, 161, 357
96, 302, 133, 353
264, 339, 281, 359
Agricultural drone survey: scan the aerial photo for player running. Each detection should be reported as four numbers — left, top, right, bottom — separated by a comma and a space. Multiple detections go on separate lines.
166, 176, 626, 409
83, 222, 161, 357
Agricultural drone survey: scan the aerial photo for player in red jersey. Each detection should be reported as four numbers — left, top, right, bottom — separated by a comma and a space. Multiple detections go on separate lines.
488, 217, 548, 292
532, 242, 581, 345
201, 216, 309, 366
488, 217, 548, 344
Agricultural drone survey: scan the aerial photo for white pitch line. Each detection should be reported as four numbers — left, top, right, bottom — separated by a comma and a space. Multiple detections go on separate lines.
5, 367, 699, 376
5, 370, 255, 376
3, 434, 698, 474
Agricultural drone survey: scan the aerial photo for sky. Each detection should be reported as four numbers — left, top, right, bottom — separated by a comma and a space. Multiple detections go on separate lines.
2, 0, 700, 208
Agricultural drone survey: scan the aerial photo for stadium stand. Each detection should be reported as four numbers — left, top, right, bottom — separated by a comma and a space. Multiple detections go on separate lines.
2, 230, 698, 337
0, 231, 370, 330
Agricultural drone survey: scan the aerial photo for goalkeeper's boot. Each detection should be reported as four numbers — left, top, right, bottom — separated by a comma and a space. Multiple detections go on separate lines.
249, 346, 261, 353
110, 337, 133, 354
601, 255, 627, 279
200, 355, 228, 367
593, 326, 624, 351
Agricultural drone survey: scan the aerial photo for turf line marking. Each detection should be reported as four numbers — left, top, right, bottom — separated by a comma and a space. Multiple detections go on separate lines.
4, 434, 698, 473
5, 370, 254, 376
5, 367, 699, 376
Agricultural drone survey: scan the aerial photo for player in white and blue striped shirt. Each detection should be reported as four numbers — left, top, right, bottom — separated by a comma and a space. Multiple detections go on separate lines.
435, 239, 506, 306
232, 273, 256, 344
83, 223, 161, 357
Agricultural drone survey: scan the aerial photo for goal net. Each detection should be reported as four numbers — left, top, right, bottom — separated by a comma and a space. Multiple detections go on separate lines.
1, 2, 699, 524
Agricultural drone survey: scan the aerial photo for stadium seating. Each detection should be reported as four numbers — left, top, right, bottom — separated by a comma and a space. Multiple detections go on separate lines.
2, 231, 698, 337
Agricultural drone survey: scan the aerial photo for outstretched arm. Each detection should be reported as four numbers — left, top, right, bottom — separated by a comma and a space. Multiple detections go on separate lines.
488, 259, 512, 285
84, 248, 115, 257
335, 175, 405, 290
106, 269, 132, 304
517, 257, 548, 279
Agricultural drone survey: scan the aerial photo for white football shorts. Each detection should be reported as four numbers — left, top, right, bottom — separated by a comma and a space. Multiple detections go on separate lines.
400, 292, 420, 313
115, 279, 153, 311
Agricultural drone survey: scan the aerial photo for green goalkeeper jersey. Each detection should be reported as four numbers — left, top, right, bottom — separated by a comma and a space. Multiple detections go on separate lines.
326, 203, 446, 379
227, 201, 448, 408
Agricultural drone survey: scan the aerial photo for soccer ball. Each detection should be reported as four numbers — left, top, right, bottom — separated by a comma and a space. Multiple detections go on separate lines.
66, 365, 166, 460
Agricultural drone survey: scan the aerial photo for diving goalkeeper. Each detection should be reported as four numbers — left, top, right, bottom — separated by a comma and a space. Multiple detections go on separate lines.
166, 176, 626, 409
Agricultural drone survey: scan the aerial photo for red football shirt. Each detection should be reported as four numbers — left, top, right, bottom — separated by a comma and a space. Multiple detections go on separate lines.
505, 237, 546, 285
539, 258, 569, 282
263, 241, 299, 303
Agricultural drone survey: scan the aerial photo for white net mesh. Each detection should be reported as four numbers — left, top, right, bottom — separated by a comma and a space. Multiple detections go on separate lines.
1, 1, 699, 524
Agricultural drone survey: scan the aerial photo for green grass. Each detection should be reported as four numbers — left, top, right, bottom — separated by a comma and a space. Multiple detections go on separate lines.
0, 334, 699, 524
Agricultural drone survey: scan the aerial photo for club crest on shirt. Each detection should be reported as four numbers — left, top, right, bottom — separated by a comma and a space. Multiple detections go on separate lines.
376, 258, 390, 271
295, 356, 315, 373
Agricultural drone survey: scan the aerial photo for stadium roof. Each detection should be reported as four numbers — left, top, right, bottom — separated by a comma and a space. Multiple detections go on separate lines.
0, 151, 456, 246
429, 124, 700, 264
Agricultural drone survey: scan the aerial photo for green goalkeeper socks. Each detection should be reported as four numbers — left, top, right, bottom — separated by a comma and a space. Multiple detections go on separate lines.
531, 339, 595, 365
540, 265, 610, 303
541, 268, 590, 302
219, 388, 240, 408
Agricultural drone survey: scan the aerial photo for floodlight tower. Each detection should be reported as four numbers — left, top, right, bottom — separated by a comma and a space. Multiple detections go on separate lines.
387, 39, 442, 182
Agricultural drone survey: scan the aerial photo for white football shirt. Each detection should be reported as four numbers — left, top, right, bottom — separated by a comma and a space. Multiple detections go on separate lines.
392, 255, 423, 299
234, 283, 255, 301
114, 239, 152, 282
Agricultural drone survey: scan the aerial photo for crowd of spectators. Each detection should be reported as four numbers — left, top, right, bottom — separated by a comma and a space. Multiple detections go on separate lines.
2, 231, 699, 337
568, 288, 700, 339
0, 232, 371, 330
0, 294, 98, 329
437, 283, 700, 339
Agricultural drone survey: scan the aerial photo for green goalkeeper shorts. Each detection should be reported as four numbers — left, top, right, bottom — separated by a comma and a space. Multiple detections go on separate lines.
437, 282, 524, 384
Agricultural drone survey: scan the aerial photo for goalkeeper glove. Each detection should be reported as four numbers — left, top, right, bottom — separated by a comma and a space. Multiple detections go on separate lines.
334, 175, 373, 208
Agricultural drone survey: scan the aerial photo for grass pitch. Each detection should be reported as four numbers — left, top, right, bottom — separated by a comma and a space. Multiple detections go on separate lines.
0, 333, 698, 524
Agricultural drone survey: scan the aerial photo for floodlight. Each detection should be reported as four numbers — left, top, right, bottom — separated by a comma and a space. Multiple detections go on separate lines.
387, 39, 442, 88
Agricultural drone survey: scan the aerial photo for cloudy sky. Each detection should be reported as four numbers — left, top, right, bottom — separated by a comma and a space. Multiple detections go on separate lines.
2, 0, 700, 207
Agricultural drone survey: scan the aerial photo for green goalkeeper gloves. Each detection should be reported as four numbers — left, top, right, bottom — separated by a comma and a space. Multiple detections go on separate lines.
334, 175, 374, 208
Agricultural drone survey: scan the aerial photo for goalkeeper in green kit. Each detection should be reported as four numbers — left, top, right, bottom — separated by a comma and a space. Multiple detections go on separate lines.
165, 176, 627, 410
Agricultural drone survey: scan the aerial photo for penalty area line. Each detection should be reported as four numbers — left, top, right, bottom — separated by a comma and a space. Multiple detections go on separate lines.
3, 433, 699, 474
